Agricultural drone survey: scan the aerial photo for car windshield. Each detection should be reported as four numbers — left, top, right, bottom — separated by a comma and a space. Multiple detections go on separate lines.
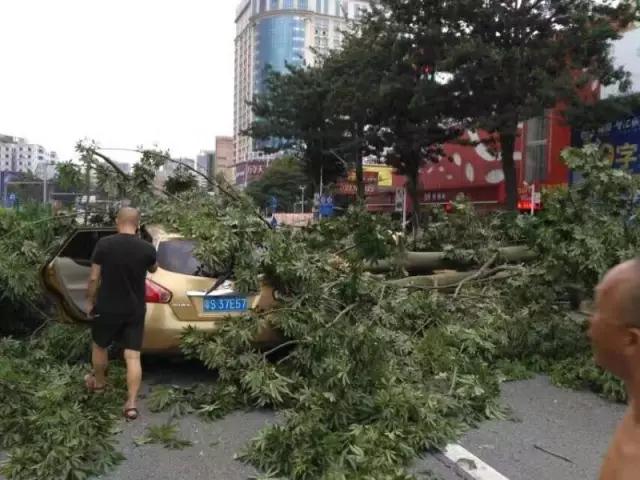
157, 239, 208, 277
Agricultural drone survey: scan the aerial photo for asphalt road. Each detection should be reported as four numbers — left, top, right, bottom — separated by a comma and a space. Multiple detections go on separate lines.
0, 361, 626, 480
104, 367, 625, 480
414, 376, 625, 480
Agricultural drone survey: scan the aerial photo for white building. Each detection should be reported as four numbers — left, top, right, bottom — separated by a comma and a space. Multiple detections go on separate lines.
233, 0, 373, 184
0, 135, 59, 176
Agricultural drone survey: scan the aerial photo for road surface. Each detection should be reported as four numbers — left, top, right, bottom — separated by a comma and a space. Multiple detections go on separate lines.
414, 376, 624, 480
0, 359, 625, 480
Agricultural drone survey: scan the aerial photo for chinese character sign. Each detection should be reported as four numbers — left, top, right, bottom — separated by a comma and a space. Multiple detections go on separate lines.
235, 161, 268, 186
574, 110, 640, 176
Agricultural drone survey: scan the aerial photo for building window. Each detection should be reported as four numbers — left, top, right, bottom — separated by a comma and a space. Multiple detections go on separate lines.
299, 0, 308, 8
525, 114, 549, 183
270, 0, 278, 8
283, 0, 293, 7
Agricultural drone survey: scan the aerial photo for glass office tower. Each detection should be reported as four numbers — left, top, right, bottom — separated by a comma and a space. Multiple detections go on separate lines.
234, 0, 373, 186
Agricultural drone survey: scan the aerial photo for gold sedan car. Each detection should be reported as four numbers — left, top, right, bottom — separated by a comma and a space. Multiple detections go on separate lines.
42, 225, 280, 353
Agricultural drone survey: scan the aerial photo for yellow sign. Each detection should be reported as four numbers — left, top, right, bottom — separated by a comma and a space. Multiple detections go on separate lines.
363, 165, 394, 187
617, 143, 638, 169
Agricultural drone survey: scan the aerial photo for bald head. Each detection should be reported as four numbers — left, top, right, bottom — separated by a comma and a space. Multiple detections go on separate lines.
597, 259, 640, 328
116, 207, 140, 234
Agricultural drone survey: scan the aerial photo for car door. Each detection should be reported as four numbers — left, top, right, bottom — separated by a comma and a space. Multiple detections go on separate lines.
41, 227, 117, 323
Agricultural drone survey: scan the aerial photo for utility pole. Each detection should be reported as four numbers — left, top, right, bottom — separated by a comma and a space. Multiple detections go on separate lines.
299, 185, 306, 213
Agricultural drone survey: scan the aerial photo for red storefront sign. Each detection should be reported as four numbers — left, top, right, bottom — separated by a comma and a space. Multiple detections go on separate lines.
423, 191, 450, 203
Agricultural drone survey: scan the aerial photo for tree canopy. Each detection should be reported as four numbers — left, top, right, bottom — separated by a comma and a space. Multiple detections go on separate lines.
245, 156, 312, 212
413, 0, 636, 208
164, 167, 200, 196
247, 0, 637, 211
247, 65, 346, 192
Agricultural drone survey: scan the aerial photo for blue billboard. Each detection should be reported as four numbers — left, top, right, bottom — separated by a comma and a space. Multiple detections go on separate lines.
571, 110, 640, 184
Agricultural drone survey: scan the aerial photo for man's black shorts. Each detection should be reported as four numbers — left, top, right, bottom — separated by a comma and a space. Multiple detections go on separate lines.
91, 311, 145, 351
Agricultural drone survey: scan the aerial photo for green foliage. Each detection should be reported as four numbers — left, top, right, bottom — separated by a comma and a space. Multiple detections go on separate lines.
529, 145, 640, 302
148, 144, 639, 479
0, 325, 126, 480
414, 197, 524, 252
56, 161, 84, 192
248, 66, 346, 190
134, 423, 193, 450
164, 167, 200, 196
245, 156, 312, 212
0, 205, 73, 335
1, 141, 636, 479
422, 0, 633, 208
550, 353, 626, 403
151, 190, 272, 293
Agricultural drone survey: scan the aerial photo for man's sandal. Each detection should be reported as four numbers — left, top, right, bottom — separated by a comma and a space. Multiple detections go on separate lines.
84, 373, 106, 393
123, 407, 139, 421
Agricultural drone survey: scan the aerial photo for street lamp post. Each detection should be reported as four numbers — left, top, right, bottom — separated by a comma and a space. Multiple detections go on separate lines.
43, 161, 55, 205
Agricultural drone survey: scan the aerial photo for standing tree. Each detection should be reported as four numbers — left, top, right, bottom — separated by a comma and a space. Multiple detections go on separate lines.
348, 9, 461, 228
421, 0, 637, 209
245, 156, 311, 212
55, 161, 84, 192
247, 66, 346, 193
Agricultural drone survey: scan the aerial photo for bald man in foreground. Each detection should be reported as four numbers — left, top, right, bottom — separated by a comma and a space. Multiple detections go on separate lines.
84, 207, 157, 420
591, 259, 640, 479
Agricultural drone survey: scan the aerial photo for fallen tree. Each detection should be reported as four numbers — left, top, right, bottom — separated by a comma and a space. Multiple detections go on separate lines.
1, 144, 636, 479
387, 269, 517, 290
366, 245, 536, 274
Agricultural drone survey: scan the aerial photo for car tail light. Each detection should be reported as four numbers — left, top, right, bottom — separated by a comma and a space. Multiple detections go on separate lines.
145, 279, 172, 304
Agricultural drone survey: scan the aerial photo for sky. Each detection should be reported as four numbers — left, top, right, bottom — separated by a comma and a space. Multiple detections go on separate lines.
0, 0, 237, 163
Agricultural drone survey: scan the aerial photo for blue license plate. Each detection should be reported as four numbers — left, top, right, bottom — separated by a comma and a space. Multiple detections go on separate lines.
203, 296, 248, 313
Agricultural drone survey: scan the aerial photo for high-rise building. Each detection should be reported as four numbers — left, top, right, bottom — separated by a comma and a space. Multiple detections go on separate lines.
234, 0, 373, 186
197, 150, 216, 186
0, 134, 59, 176
215, 136, 235, 185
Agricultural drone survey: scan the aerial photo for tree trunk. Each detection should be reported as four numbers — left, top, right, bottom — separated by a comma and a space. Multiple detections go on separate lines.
365, 245, 535, 274
406, 162, 421, 243
355, 150, 365, 201
500, 130, 518, 211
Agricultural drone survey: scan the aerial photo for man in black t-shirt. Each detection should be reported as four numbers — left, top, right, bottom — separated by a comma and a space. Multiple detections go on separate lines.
85, 207, 157, 421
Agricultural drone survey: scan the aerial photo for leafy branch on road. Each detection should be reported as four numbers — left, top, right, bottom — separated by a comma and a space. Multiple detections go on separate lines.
133, 423, 193, 450
0, 144, 634, 480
